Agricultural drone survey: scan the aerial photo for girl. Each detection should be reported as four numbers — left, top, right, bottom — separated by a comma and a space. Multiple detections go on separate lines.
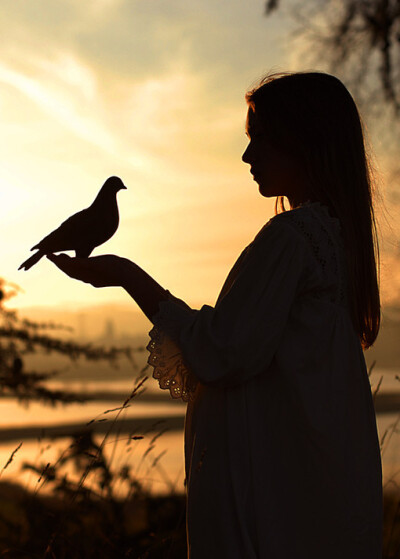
48, 71, 383, 558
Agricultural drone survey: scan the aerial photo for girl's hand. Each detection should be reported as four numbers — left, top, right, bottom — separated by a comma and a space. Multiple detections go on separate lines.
46, 254, 128, 288
47, 253, 169, 321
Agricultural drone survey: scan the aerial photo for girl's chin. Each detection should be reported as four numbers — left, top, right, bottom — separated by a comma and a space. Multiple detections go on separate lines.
258, 186, 280, 200
257, 183, 271, 195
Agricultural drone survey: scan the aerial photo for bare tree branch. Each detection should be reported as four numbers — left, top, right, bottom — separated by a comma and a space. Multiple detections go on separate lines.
265, 0, 400, 115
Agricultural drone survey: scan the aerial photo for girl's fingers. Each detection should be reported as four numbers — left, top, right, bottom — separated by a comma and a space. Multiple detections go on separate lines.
46, 254, 73, 271
46, 253, 70, 264
46, 254, 106, 286
46, 254, 86, 278
46, 254, 121, 287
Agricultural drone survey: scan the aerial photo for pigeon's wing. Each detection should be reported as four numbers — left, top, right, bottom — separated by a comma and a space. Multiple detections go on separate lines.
70, 197, 120, 249
32, 208, 95, 253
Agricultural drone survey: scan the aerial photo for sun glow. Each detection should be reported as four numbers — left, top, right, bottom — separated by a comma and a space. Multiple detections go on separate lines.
1, 0, 398, 313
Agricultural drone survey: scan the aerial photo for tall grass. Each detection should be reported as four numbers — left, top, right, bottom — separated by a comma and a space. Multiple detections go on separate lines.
0, 278, 187, 557
0, 374, 187, 558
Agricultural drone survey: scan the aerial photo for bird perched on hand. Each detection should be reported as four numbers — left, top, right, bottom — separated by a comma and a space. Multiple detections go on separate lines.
19, 176, 127, 271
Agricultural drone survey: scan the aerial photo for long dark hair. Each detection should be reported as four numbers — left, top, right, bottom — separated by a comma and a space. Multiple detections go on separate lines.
245, 72, 380, 349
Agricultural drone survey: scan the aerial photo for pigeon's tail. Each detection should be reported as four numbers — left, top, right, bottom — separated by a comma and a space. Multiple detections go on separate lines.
18, 251, 44, 271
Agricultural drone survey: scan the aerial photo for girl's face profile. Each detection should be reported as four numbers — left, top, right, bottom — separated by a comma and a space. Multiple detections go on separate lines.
242, 108, 309, 207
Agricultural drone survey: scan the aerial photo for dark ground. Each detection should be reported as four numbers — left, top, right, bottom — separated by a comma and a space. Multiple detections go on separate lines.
0, 481, 399, 558
0, 481, 187, 558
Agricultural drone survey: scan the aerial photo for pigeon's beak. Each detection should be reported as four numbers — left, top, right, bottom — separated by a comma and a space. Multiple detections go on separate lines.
121, 184, 127, 190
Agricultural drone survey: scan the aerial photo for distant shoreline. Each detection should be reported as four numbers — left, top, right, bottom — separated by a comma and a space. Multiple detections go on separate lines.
0, 414, 185, 443
52, 388, 400, 414
374, 392, 400, 414
23, 387, 400, 412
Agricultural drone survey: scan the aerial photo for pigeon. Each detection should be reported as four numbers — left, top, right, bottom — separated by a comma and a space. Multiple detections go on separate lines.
19, 176, 127, 271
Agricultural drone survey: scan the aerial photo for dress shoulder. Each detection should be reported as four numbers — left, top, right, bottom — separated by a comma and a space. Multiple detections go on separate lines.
268, 202, 346, 307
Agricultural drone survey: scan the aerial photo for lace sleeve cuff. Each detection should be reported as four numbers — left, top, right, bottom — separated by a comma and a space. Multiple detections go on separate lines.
146, 294, 198, 402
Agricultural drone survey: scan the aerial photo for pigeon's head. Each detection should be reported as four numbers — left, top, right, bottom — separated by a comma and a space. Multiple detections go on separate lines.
103, 176, 127, 193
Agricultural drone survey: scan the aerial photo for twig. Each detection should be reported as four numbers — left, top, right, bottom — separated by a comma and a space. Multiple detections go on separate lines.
0, 442, 23, 478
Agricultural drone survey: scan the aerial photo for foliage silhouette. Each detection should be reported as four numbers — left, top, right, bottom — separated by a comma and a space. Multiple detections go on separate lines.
0, 277, 136, 406
0, 277, 187, 557
265, 0, 400, 116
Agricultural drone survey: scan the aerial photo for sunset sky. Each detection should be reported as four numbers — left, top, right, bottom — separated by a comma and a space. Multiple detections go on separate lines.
1, 0, 399, 316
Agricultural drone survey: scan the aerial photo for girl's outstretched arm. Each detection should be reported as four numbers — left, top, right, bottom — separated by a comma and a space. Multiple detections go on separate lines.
47, 253, 168, 323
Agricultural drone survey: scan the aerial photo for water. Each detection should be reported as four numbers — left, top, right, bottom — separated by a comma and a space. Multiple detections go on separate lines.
0, 378, 187, 496
0, 369, 399, 497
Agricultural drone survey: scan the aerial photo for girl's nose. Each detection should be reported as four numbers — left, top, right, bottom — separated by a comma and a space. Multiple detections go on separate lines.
242, 144, 251, 164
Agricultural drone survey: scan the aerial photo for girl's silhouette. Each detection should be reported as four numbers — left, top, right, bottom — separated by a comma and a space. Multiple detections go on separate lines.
49, 71, 383, 558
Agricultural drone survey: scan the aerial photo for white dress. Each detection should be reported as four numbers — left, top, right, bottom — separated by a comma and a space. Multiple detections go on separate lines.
147, 202, 382, 559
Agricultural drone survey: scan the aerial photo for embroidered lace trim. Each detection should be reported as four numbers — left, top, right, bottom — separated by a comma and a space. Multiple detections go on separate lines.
278, 201, 346, 305
147, 312, 198, 402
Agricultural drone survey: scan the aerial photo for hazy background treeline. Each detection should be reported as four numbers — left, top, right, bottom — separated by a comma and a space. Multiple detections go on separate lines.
18, 302, 400, 374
